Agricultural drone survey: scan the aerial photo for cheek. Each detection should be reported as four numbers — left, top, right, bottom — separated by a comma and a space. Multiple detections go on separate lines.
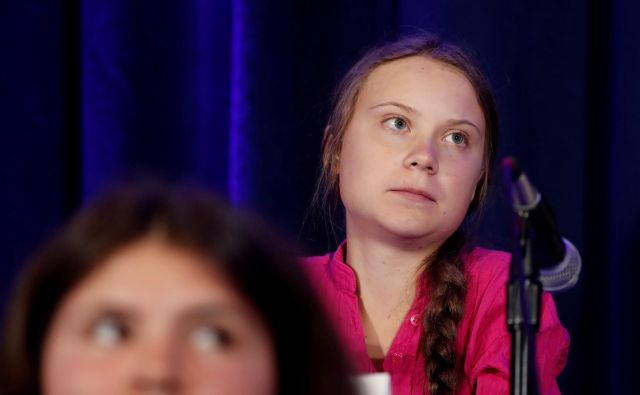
187, 345, 276, 395
443, 156, 484, 205
338, 133, 388, 203
42, 341, 123, 395
337, 141, 362, 206
339, 137, 366, 179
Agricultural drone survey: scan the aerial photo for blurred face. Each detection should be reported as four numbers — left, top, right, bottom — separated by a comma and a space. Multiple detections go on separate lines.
42, 237, 276, 395
338, 55, 486, 247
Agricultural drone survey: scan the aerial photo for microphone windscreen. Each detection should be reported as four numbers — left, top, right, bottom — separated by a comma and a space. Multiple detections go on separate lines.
540, 238, 582, 293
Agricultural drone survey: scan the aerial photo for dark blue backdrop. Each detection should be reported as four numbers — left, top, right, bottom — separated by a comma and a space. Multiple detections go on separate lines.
2, 1, 638, 394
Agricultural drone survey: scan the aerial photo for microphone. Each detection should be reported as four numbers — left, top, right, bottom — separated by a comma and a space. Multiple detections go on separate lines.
502, 157, 581, 293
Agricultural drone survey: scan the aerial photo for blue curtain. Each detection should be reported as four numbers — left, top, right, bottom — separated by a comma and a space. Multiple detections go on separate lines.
1, 1, 638, 393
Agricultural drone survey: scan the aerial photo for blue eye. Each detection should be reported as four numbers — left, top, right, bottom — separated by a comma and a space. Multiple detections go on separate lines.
383, 117, 409, 132
90, 318, 128, 347
445, 131, 466, 145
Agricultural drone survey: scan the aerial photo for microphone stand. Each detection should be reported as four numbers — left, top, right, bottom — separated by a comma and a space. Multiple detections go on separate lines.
507, 202, 542, 395
503, 155, 581, 393
502, 157, 543, 395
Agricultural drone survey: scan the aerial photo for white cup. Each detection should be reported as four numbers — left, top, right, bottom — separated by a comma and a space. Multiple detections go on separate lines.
352, 372, 392, 395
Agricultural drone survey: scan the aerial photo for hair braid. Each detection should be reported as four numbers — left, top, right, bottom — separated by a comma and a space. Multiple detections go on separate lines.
422, 229, 468, 395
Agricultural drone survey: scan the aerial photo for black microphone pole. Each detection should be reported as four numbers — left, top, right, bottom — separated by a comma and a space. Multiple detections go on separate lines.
503, 157, 541, 395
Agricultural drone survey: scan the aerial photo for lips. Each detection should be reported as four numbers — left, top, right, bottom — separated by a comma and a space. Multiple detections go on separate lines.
389, 188, 436, 202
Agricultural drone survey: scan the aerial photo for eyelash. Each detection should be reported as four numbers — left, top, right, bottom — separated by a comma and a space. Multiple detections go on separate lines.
444, 130, 468, 146
86, 319, 234, 353
382, 116, 410, 132
189, 325, 232, 352
382, 117, 469, 147
88, 317, 130, 347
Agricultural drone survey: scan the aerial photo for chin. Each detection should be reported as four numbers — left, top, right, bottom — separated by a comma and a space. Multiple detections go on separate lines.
384, 215, 461, 243
381, 222, 438, 241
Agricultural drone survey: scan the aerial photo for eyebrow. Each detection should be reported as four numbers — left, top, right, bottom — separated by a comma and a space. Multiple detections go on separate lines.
368, 101, 419, 114
446, 119, 483, 136
80, 306, 139, 326
79, 302, 241, 322
179, 305, 240, 321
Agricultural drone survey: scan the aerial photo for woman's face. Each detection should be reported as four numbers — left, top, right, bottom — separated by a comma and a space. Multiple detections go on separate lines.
338, 55, 486, 248
41, 237, 277, 395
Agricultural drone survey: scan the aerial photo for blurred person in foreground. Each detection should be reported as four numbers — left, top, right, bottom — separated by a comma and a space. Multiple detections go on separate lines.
0, 184, 358, 395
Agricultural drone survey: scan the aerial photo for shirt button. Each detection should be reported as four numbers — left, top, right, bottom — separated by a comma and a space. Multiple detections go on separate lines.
410, 314, 420, 326
391, 352, 404, 363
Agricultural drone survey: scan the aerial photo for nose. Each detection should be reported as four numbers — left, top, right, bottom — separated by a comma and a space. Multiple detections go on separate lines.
131, 334, 182, 394
403, 136, 438, 174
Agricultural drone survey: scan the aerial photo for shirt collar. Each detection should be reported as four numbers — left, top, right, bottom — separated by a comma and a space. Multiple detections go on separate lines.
328, 240, 359, 294
329, 240, 430, 309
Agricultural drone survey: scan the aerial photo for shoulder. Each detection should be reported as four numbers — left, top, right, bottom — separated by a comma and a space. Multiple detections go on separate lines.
301, 253, 333, 267
300, 242, 346, 278
459, 247, 511, 331
300, 252, 333, 275
300, 243, 358, 297
461, 246, 568, 343
299, 252, 337, 287
464, 247, 511, 269
464, 247, 511, 291
459, 247, 569, 390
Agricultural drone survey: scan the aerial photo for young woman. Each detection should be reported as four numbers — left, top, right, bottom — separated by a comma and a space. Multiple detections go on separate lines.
305, 34, 569, 394
0, 185, 357, 395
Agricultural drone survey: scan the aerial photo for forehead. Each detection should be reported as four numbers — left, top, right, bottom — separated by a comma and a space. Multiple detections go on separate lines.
58, 238, 247, 314
357, 55, 486, 131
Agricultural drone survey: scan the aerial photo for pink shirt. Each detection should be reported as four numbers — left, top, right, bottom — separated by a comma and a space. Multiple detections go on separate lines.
303, 243, 569, 394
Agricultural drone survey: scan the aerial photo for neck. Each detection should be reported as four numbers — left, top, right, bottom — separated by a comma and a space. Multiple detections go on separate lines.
344, 223, 441, 304
344, 221, 443, 359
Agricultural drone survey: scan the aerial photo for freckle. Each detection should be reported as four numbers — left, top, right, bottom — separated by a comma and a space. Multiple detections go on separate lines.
387, 314, 391, 320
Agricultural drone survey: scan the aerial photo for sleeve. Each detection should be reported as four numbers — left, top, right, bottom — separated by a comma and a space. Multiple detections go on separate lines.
463, 253, 570, 395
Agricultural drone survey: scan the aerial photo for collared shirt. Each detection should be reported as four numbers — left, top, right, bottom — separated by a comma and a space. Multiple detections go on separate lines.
303, 243, 569, 395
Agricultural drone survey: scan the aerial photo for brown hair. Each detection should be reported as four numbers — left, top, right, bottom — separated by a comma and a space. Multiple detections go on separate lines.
1, 184, 358, 395
314, 33, 499, 394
